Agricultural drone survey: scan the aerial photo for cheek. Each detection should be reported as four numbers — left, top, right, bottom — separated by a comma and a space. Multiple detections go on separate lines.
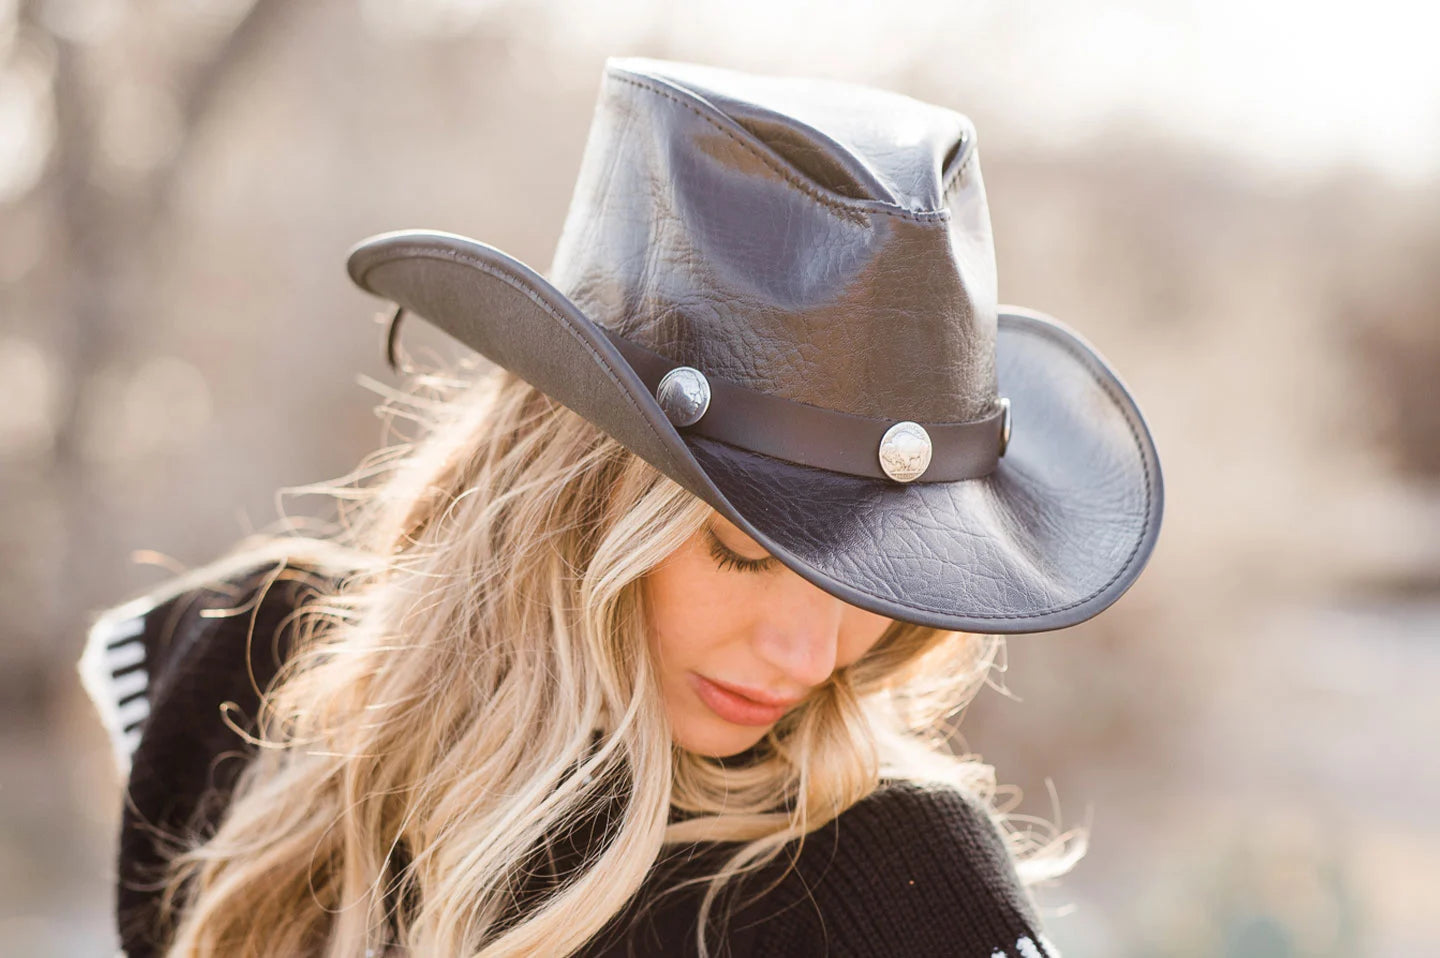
643, 547, 745, 673
837, 606, 895, 667
642, 546, 778, 755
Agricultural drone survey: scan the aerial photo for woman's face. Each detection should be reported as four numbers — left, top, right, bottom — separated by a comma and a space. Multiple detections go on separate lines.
643, 511, 895, 758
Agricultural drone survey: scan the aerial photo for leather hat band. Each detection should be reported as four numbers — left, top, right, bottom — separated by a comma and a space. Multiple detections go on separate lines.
602, 328, 1008, 483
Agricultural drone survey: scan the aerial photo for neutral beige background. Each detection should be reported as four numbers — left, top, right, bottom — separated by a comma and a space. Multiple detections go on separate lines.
2, 1, 1436, 955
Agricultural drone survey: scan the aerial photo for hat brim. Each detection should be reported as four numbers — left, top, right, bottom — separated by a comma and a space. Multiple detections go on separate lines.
346, 229, 1163, 634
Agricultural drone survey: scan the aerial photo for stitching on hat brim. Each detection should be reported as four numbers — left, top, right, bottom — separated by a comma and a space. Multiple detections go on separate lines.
353, 239, 690, 485
683, 316, 1155, 623
828, 315, 1156, 621
356, 237, 1156, 628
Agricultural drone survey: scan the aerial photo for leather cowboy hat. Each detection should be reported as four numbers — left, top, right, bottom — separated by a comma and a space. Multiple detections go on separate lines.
344, 57, 1164, 634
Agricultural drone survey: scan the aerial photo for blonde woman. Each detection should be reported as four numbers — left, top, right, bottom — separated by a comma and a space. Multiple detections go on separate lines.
79, 58, 1163, 957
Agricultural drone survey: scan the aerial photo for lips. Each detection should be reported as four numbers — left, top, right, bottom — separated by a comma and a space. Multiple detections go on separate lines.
688, 673, 804, 726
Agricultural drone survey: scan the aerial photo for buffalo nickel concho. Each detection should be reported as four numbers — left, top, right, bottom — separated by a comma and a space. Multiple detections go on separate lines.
656, 366, 711, 427
877, 420, 933, 482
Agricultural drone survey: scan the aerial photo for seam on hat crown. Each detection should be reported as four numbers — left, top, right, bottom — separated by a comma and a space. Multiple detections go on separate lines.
610, 57, 976, 215
605, 62, 961, 224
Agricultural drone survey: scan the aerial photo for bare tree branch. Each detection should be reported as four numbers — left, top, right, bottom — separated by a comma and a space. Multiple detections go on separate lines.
18, 0, 292, 658
150, 0, 292, 219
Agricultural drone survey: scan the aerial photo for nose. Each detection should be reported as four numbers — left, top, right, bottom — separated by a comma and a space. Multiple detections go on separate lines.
749, 577, 844, 690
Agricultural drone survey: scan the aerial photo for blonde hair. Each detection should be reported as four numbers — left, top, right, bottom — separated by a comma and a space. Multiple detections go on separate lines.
134, 353, 1084, 956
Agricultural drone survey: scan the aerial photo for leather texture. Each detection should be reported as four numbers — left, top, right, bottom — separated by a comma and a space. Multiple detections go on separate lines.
547, 58, 995, 424
344, 57, 1164, 633
601, 326, 1008, 481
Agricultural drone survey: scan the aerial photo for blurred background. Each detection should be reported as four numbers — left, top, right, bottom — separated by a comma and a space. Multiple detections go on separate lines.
3, 0, 1436, 954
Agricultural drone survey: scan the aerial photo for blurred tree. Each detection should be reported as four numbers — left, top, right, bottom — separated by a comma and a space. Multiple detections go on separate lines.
11, 0, 287, 673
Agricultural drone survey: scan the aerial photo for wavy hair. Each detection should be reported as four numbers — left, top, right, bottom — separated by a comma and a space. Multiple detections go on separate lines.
139, 351, 1085, 956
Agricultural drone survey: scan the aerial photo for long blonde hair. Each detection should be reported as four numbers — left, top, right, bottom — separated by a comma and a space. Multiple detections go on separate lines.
138, 352, 1084, 956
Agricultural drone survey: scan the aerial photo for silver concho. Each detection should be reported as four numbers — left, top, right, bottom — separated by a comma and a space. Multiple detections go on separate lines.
656, 366, 711, 428
877, 421, 933, 483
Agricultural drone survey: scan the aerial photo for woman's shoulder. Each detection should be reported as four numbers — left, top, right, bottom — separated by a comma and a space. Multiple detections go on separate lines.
740, 780, 1061, 957
79, 556, 337, 957
79, 556, 334, 778
823, 779, 1032, 885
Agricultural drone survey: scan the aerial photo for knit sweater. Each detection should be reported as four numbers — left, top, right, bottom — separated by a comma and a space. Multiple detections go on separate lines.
78, 562, 1062, 957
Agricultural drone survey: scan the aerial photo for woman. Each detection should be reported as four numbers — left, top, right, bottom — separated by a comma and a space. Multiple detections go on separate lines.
80, 57, 1163, 957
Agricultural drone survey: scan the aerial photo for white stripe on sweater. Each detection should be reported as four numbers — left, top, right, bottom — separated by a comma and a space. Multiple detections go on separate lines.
78, 597, 162, 777
103, 638, 146, 672
107, 665, 149, 702
993, 933, 1060, 958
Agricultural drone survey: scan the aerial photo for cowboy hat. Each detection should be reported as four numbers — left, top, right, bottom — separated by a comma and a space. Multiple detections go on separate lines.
344, 57, 1164, 634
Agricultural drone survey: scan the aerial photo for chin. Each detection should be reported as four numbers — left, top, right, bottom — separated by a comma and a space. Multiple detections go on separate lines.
672, 720, 767, 759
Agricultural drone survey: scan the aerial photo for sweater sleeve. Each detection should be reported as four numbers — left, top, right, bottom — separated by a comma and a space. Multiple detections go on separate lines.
741, 781, 1062, 958
77, 560, 330, 958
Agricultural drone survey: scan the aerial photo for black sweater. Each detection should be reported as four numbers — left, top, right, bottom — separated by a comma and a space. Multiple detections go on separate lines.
79, 563, 1061, 957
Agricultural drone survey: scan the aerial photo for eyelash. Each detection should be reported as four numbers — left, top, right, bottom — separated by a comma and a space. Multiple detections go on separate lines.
706, 530, 777, 574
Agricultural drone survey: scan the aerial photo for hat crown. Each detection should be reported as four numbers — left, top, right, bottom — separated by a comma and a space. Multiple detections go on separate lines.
548, 57, 998, 423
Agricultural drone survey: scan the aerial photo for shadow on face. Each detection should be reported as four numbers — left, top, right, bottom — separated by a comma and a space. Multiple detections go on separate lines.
642, 511, 894, 757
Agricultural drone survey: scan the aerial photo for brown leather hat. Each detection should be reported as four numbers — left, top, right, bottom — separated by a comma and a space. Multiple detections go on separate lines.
345, 57, 1163, 633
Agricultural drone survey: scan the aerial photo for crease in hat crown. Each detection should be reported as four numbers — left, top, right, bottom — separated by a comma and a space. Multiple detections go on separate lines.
545, 56, 1000, 427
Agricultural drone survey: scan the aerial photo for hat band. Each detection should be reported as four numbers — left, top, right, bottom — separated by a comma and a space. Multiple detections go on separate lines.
602, 328, 1008, 483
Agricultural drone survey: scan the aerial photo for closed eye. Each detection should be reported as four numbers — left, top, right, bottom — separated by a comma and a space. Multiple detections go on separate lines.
705, 527, 780, 574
